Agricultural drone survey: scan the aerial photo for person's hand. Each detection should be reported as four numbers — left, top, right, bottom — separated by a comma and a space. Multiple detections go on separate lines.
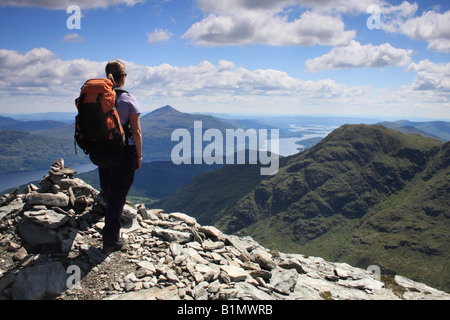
136, 156, 142, 170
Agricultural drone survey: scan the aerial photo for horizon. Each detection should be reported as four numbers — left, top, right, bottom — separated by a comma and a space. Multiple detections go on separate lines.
0, 0, 449, 119
2, 105, 450, 123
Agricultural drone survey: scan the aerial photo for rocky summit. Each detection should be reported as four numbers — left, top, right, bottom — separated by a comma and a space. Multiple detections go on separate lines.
0, 159, 448, 301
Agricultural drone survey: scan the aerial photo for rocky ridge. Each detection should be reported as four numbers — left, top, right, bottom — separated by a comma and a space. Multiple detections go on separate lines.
0, 160, 449, 300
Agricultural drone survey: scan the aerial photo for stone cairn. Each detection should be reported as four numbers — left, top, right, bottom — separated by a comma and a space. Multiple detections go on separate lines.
0, 159, 449, 300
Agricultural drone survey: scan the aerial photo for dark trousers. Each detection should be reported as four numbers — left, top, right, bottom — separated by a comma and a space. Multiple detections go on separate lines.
89, 145, 137, 242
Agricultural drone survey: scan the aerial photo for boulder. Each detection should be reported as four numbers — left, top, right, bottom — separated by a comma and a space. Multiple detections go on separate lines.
26, 192, 69, 207
12, 261, 67, 300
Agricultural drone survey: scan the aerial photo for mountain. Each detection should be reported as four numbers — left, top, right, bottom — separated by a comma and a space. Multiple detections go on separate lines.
139, 105, 241, 160
378, 120, 450, 142
32, 123, 76, 141
0, 130, 89, 174
0, 120, 67, 132
1, 112, 77, 123
26, 105, 243, 161
141, 105, 238, 138
153, 124, 450, 292
0, 106, 240, 174
1, 114, 69, 133
0, 115, 21, 128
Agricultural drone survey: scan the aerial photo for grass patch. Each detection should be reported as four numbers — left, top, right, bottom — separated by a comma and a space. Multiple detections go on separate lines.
381, 275, 407, 299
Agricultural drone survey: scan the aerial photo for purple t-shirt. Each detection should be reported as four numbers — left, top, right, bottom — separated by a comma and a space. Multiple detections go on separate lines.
116, 90, 141, 146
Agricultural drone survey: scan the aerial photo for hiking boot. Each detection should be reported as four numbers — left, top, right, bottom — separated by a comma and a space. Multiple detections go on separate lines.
103, 237, 128, 253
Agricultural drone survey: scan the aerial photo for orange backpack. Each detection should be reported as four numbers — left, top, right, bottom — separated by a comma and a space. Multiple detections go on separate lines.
74, 78, 128, 154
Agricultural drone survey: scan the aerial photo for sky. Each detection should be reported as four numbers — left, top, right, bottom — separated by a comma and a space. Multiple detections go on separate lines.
0, 0, 449, 120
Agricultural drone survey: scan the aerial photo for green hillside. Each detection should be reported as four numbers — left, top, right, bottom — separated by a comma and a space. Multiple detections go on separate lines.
77, 160, 223, 204
153, 124, 449, 292
0, 130, 89, 174
155, 162, 268, 226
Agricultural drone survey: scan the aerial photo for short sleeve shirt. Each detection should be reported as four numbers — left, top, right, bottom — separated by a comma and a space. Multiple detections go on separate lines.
116, 90, 141, 146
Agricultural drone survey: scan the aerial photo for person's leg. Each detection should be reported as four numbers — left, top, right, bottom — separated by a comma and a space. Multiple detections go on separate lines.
102, 146, 137, 245
97, 166, 110, 197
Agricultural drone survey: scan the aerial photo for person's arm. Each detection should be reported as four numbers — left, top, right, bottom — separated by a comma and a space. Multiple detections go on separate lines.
129, 113, 142, 170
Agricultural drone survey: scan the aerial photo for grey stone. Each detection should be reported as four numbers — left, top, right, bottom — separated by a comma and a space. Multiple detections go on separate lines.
57, 178, 87, 190
198, 225, 223, 238
19, 217, 58, 248
234, 282, 274, 300
220, 265, 249, 282
0, 197, 24, 220
270, 266, 298, 295
152, 227, 193, 244
251, 247, 276, 270
169, 212, 197, 226
202, 239, 225, 251
138, 261, 156, 274
105, 286, 180, 300
26, 192, 69, 207
23, 210, 69, 229
122, 202, 138, 223
12, 261, 67, 300
68, 185, 94, 206
84, 246, 110, 264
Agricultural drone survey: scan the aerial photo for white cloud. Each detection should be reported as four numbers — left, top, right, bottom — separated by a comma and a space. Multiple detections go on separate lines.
0, 48, 103, 96
183, 0, 360, 47
400, 10, 450, 53
407, 60, 450, 94
305, 40, 413, 72
297, 0, 389, 15
186, 0, 450, 51
195, 0, 387, 15
62, 33, 84, 43
0, 47, 448, 118
0, 0, 144, 10
186, 0, 413, 48
147, 29, 174, 43
126, 58, 366, 103
0, 47, 365, 114
383, 6, 450, 53
195, 0, 291, 13
183, 9, 355, 47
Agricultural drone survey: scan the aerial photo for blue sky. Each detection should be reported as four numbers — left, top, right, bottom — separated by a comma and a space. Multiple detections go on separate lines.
0, 0, 449, 120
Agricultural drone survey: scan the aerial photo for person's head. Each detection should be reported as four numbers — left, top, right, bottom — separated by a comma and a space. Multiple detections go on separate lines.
105, 59, 127, 88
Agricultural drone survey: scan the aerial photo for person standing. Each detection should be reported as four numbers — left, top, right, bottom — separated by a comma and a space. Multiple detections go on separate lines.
89, 59, 143, 252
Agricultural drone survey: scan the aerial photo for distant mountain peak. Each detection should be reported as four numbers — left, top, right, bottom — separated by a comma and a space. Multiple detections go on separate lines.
148, 105, 183, 116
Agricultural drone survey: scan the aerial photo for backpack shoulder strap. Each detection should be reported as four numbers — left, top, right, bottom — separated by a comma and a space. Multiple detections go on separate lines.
114, 88, 128, 96
114, 88, 129, 105
113, 88, 132, 139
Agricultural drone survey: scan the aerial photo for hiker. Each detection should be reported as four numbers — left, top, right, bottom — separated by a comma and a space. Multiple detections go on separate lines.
89, 59, 143, 252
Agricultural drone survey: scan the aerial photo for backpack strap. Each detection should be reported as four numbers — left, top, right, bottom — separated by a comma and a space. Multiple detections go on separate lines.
114, 88, 128, 96
114, 88, 132, 140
